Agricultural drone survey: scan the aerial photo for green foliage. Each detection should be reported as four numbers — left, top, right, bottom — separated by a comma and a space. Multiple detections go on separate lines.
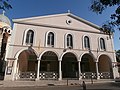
0, 0, 12, 10
90, 0, 120, 32
90, 0, 105, 14
116, 50, 120, 62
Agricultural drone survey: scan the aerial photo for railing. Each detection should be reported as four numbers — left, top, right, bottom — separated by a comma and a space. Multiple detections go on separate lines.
81, 72, 97, 79
81, 72, 112, 79
39, 72, 58, 80
15, 71, 112, 80
99, 72, 111, 79
17, 72, 36, 80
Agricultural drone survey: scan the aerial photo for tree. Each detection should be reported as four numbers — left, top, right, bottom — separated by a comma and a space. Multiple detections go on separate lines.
0, 0, 12, 11
90, 0, 120, 32
116, 50, 120, 62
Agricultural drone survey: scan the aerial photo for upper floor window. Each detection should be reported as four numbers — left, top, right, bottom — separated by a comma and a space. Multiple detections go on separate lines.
67, 34, 73, 48
47, 32, 54, 47
84, 36, 90, 49
26, 30, 34, 45
100, 38, 106, 50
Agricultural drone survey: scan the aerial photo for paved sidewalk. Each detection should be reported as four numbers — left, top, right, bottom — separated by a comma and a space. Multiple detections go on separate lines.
0, 79, 115, 87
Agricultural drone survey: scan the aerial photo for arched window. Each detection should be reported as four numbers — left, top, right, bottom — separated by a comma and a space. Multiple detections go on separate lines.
100, 38, 106, 50
26, 30, 34, 45
84, 36, 90, 49
47, 32, 54, 47
67, 34, 73, 48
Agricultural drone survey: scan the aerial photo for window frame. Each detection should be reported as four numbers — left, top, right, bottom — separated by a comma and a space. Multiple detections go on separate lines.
83, 35, 91, 50
23, 29, 35, 46
45, 31, 55, 47
99, 38, 106, 51
65, 33, 73, 49
25, 30, 34, 45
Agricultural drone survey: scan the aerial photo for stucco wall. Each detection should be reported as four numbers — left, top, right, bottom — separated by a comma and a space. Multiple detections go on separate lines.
7, 22, 115, 59
4, 13, 119, 80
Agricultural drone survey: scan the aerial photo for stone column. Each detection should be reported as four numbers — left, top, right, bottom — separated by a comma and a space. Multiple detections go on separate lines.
58, 60, 62, 80
95, 62, 100, 79
36, 58, 40, 80
78, 61, 81, 80
12, 59, 17, 81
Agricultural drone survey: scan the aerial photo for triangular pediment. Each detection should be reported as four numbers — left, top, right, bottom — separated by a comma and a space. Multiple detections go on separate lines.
13, 13, 101, 33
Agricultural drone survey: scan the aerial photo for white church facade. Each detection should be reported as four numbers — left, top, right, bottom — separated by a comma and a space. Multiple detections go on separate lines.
4, 13, 119, 81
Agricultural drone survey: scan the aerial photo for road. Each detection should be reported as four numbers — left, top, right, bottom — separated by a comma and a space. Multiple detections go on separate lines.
0, 82, 119, 90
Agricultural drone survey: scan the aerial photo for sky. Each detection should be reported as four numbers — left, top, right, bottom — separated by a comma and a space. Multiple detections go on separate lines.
1, 0, 120, 50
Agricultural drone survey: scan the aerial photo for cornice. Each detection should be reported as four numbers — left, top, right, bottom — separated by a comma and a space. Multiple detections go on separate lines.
9, 44, 115, 53
13, 21, 106, 35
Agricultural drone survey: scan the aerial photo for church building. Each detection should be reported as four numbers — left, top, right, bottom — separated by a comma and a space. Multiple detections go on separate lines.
4, 13, 119, 81
0, 12, 12, 80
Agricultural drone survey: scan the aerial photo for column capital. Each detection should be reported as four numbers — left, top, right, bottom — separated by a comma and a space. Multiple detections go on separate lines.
37, 58, 41, 61
78, 60, 81, 62
58, 59, 62, 61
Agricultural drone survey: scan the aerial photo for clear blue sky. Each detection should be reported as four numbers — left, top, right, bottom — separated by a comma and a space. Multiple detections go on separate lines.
1, 0, 120, 50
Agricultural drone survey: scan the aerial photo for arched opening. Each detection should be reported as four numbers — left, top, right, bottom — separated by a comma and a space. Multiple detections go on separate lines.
98, 55, 113, 79
47, 32, 54, 47
100, 38, 106, 50
40, 51, 58, 79
66, 34, 73, 48
81, 54, 96, 79
62, 52, 78, 79
25, 30, 34, 45
18, 49, 37, 80
84, 36, 90, 49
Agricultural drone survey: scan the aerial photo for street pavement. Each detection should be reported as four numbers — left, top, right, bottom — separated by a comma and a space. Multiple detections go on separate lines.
0, 82, 119, 90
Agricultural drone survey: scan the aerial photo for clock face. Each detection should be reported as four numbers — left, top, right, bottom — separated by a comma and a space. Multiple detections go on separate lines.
66, 20, 72, 25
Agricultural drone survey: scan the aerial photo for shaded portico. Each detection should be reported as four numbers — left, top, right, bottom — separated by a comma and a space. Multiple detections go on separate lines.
17, 49, 38, 80
98, 54, 113, 79
39, 51, 59, 80
62, 52, 78, 79
80, 53, 96, 79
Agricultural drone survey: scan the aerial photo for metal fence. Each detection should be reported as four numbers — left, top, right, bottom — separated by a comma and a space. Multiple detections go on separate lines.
39, 72, 58, 80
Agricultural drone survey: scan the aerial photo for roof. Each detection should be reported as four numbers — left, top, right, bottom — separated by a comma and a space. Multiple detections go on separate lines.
13, 12, 100, 30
